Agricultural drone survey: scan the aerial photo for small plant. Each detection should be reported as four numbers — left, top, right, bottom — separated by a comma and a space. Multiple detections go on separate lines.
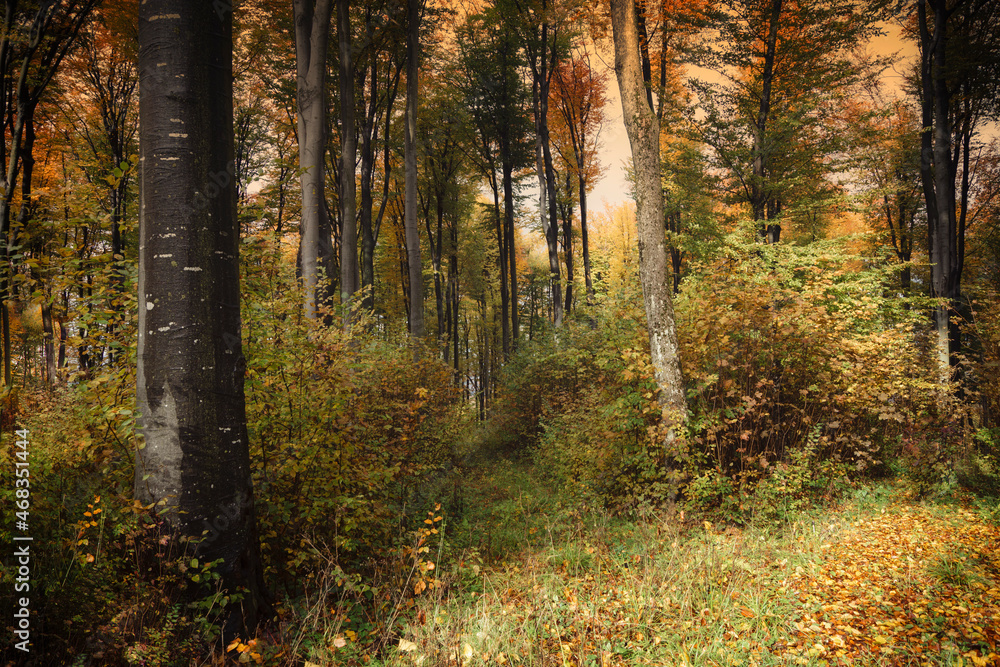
226, 637, 263, 664
927, 552, 977, 588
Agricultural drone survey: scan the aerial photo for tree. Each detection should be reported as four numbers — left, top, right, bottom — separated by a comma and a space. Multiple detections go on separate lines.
0, 0, 98, 385
458, 6, 533, 358
689, 0, 887, 242
661, 134, 717, 293
404, 0, 424, 339
135, 0, 270, 634
511, 0, 574, 328
57, 0, 139, 369
550, 50, 606, 304
293, 0, 333, 320
851, 95, 923, 294
915, 0, 1000, 376
419, 74, 469, 361
610, 0, 686, 425
348, 0, 407, 318
338, 0, 359, 326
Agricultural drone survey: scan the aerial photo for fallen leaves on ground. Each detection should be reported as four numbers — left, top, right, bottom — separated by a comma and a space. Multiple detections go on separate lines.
398, 499, 1000, 667
778, 503, 1000, 665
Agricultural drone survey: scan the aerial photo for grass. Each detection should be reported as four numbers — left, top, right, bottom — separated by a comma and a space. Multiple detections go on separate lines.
269, 465, 1000, 667
323, 462, 841, 667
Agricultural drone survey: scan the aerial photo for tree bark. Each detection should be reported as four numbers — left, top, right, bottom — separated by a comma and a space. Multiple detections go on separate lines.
752, 0, 783, 243
918, 0, 955, 380
610, 0, 687, 424
338, 0, 359, 326
136, 0, 270, 635
293, 0, 333, 320
404, 0, 424, 341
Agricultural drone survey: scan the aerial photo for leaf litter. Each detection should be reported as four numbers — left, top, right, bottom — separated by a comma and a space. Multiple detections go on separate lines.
778, 502, 1000, 665
396, 497, 1000, 667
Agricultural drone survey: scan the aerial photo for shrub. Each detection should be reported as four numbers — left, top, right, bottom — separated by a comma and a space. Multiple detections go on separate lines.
675, 236, 941, 498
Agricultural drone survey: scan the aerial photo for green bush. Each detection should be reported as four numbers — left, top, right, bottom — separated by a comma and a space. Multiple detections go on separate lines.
675, 236, 940, 505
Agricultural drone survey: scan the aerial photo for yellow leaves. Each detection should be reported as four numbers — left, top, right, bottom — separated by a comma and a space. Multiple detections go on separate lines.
964, 651, 1000, 666
739, 606, 755, 618
226, 638, 262, 664
784, 503, 1000, 663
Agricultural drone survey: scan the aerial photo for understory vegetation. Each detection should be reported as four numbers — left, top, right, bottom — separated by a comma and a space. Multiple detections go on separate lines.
3, 228, 1000, 666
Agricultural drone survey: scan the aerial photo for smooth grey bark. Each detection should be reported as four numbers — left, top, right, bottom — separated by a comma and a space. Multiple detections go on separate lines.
404, 0, 424, 339
136, 0, 269, 634
294, 0, 334, 320
610, 0, 687, 424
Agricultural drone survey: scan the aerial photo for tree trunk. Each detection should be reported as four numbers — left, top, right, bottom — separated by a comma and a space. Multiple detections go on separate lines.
338, 0, 359, 326
405, 0, 424, 342
502, 159, 517, 354
42, 302, 54, 387
563, 171, 574, 315
493, 174, 510, 358
136, 0, 270, 636
918, 0, 955, 381
579, 168, 593, 301
752, 0, 783, 243
610, 0, 687, 425
294, 0, 333, 320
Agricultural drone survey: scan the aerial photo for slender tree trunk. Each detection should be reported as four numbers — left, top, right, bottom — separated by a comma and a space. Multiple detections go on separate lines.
563, 171, 574, 315
918, 0, 954, 381
493, 176, 510, 358
42, 302, 54, 387
579, 169, 593, 301
338, 0, 359, 326
405, 0, 424, 342
610, 0, 687, 425
752, 0, 783, 243
428, 197, 444, 349
136, 0, 270, 635
502, 160, 517, 353
294, 0, 333, 320
58, 311, 67, 369
537, 21, 562, 329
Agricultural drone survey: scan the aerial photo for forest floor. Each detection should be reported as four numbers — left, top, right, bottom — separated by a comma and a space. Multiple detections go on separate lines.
351, 473, 1000, 667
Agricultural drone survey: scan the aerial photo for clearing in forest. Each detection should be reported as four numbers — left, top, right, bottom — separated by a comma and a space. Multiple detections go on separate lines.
383, 485, 1000, 667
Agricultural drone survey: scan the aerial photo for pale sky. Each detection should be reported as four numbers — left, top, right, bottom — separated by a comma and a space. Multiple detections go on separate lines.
586, 22, 920, 212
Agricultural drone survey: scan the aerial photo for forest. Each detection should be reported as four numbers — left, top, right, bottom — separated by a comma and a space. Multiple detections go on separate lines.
1, 0, 1000, 664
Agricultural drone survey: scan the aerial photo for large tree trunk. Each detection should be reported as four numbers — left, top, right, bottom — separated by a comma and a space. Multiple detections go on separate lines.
405, 0, 424, 341
136, 0, 270, 636
918, 0, 955, 381
294, 0, 333, 320
610, 0, 687, 425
